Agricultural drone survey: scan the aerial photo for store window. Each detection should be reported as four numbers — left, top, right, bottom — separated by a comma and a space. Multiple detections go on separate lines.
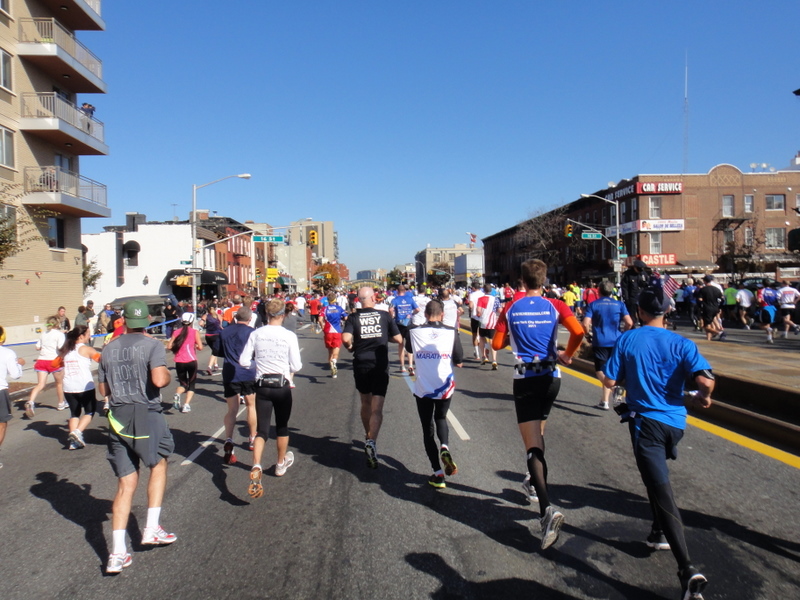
722, 195, 734, 218
649, 232, 662, 254
765, 194, 785, 211
765, 228, 785, 249
649, 196, 661, 219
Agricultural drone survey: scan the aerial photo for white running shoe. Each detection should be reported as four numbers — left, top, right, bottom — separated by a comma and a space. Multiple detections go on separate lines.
68, 430, 86, 449
275, 451, 295, 476
24, 401, 35, 419
57, 400, 69, 411
181, 404, 191, 413
540, 506, 565, 550
106, 552, 132, 574
173, 393, 181, 411
522, 472, 538, 503
142, 525, 177, 545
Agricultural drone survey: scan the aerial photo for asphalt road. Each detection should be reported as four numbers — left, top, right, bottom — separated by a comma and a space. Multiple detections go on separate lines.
1, 321, 798, 599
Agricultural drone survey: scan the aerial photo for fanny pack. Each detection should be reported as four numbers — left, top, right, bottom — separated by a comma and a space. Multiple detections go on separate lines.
514, 359, 558, 375
257, 374, 286, 388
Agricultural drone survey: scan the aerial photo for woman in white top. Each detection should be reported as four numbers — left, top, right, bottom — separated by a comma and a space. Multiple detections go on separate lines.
56, 326, 101, 449
239, 298, 302, 498
26, 316, 67, 418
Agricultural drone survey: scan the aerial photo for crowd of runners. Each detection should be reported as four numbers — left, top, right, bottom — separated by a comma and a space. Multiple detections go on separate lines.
1, 259, 751, 599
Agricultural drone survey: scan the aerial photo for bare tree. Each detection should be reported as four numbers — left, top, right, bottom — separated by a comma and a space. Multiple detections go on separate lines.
0, 183, 50, 268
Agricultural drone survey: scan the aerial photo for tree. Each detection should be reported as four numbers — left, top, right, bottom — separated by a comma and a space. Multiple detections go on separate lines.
83, 259, 102, 294
427, 262, 451, 288
0, 184, 49, 268
312, 263, 340, 291
385, 268, 403, 287
717, 216, 768, 279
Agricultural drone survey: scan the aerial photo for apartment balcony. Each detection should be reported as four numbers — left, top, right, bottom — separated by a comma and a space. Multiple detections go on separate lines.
18, 18, 106, 93
38, 0, 105, 31
20, 93, 108, 155
22, 166, 110, 218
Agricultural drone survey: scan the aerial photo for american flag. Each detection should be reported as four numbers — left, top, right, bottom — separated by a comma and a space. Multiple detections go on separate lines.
661, 273, 680, 298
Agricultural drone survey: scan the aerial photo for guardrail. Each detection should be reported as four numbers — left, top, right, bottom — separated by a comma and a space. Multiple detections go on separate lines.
18, 18, 102, 79
21, 92, 105, 144
23, 166, 107, 208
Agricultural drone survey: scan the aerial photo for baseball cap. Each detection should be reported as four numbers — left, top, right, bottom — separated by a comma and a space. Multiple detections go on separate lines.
637, 286, 670, 316
181, 312, 195, 324
703, 274, 714, 283
123, 300, 151, 328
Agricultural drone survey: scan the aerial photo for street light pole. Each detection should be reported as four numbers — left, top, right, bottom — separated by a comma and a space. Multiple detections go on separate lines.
581, 193, 621, 286
191, 173, 251, 323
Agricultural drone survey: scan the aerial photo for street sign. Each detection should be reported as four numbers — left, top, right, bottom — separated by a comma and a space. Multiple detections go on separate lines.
253, 235, 285, 243
184, 267, 203, 274
581, 232, 602, 240
619, 254, 628, 258
180, 260, 191, 265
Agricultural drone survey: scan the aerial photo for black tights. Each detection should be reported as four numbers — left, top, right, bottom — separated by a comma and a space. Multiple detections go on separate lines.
527, 443, 550, 513
646, 482, 691, 569
415, 396, 451, 472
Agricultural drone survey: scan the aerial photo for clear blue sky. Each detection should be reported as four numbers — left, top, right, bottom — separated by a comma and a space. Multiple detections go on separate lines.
80, 1, 800, 273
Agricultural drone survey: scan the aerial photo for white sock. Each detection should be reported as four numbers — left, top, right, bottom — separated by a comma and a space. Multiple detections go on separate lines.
146, 507, 161, 530
112, 529, 127, 555
434, 469, 444, 476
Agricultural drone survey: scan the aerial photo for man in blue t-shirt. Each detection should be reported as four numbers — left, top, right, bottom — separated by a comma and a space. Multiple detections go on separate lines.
389, 285, 419, 373
582, 281, 633, 410
603, 287, 714, 600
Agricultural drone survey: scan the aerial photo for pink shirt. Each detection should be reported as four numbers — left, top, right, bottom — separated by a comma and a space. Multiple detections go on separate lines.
171, 328, 199, 363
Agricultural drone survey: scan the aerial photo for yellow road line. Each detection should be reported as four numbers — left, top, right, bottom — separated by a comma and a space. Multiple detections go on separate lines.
559, 366, 800, 470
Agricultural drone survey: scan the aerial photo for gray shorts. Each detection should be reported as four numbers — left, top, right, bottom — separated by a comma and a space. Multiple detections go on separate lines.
107, 410, 174, 478
0, 389, 12, 423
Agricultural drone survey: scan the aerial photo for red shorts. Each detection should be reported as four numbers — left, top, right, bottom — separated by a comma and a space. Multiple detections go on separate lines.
34, 359, 62, 373
324, 332, 342, 349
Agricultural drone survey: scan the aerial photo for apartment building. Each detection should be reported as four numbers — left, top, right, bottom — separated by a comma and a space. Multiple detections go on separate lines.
414, 243, 482, 285
0, 0, 107, 342
484, 161, 800, 285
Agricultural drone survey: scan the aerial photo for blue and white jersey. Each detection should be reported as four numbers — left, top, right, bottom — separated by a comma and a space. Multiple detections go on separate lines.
407, 322, 463, 399
391, 293, 418, 327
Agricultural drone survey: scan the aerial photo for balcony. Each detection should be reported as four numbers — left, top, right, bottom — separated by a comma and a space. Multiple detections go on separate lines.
22, 166, 110, 218
38, 0, 105, 31
18, 18, 106, 93
20, 93, 108, 155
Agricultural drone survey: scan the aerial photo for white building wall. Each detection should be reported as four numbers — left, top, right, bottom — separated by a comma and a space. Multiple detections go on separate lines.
82, 223, 192, 306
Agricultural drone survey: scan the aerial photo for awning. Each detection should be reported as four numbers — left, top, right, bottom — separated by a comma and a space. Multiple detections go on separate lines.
122, 240, 141, 253
673, 260, 719, 271
277, 276, 297, 286
165, 269, 229, 285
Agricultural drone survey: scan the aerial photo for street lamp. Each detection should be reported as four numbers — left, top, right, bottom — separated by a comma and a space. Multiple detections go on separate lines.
191, 173, 251, 321
581, 193, 621, 286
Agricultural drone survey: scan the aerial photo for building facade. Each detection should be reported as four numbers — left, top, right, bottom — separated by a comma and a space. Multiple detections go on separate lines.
414, 243, 482, 285
484, 162, 800, 285
0, 0, 108, 342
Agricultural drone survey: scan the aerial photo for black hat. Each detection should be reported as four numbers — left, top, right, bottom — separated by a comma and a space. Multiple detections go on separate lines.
633, 259, 647, 269
637, 286, 670, 316
703, 274, 714, 283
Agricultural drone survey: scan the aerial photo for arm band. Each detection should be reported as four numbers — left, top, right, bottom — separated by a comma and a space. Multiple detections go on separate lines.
693, 369, 714, 380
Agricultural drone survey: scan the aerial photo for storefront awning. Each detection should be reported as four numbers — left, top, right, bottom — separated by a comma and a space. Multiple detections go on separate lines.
165, 269, 229, 285
277, 276, 297, 286
673, 260, 719, 271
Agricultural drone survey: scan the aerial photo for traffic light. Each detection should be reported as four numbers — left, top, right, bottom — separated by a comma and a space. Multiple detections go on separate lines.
308, 230, 318, 245
564, 223, 573, 238
617, 238, 624, 252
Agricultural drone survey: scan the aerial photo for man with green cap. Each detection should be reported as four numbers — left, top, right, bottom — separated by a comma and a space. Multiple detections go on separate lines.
98, 300, 177, 574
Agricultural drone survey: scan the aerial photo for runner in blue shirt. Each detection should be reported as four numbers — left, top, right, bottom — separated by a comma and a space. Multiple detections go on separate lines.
603, 286, 714, 600
389, 285, 419, 374
582, 281, 633, 409
322, 292, 348, 378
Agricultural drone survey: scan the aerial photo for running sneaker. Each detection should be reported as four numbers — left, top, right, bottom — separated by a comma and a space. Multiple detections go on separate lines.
440, 449, 458, 476
57, 400, 69, 411
24, 401, 35, 419
718, 331, 727, 341
365, 439, 378, 469
428, 474, 446, 489
248, 466, 264, 498
491, 362, 498, 371
68, 439, 78, 451
68, 430, 86, 449
598, 401, 610, 410
331, 362, 338, 378
482, 359, 488, 366
223, 440, 237, 465
181, 404, 191, 413
275, 451, 295, 476
172, 393, 181, 411
646, 529, 670, 550
522, 473, 539, 503
206, 369, 213, 376
407, 365, 415, 376
678, 565, 707, 600
142, 525, 178, 545
248, 436, 255, 451
106, 552, 132, 574
539, 506, 565, 550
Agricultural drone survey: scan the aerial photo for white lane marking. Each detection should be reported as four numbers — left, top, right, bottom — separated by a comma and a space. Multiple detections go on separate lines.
181, 405, 247, 466
401, 373, 471, 441
182, 348, 304, 466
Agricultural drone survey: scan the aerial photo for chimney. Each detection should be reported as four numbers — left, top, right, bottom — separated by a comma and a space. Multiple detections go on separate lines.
125, 212, 146, 232
195, 210, 210, 221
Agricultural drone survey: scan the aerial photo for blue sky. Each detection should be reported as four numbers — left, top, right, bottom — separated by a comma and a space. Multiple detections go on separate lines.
80, 1, 800, 273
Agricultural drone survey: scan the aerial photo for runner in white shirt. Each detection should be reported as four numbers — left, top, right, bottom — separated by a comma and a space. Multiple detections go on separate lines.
467, 284, 485, 359
440, 289, 463, 329
239, 298, 302, 498
294, 294, 306, 318
777, 281, 800, 338
57, 325, 102, 450
0, 326, 25, 469
734, 283, 754, 330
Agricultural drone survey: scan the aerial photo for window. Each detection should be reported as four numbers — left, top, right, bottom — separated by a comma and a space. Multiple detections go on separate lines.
765, 228, 785, 249
620, 202, 627, 222
47, 217, 65, 249
724, 228, 735, 250
765, 194, 785, 211
602, 207, 608, 225
722, 195, 734, 217
0, 126, 13, 169
649, 196, 662, 219
744, 227, 754, 247
631, 234, 639, 256
631, 198, 638, 220
0, 49, 10, 92
744, 194, 754, 213
0, 203, 15, 241
649, 232, 662, 254
0, 1, 8, 15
